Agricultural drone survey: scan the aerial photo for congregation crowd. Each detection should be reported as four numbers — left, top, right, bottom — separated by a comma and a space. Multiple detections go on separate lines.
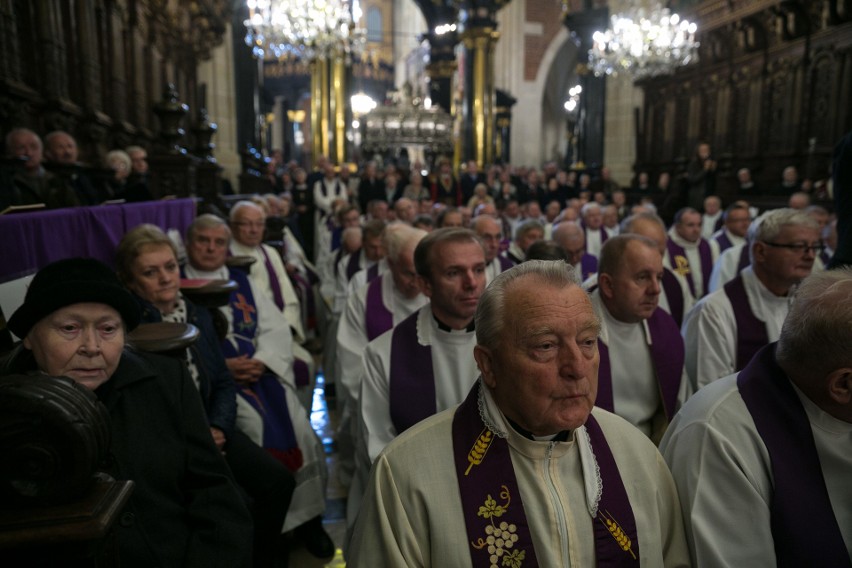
1, 129, 850, 567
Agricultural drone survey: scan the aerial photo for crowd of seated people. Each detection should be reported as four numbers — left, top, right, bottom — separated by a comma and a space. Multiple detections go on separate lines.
1, 128, 152, 211
1, 134, 848, 567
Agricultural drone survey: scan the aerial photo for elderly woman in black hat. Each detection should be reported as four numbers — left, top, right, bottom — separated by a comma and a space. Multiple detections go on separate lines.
1, 257, 252, 568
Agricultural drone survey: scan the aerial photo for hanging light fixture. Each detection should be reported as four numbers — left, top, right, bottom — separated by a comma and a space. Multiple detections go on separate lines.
587, 3, 699, 80
244, 0, 365, 60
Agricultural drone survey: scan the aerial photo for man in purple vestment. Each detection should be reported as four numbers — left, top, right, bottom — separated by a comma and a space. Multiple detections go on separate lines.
348, 260, 690, 566
553, 220, 598, 283
472, 214, 511, 284
664, 207, 719, 299
662, 268, 852, 566
590, 235, 689, 443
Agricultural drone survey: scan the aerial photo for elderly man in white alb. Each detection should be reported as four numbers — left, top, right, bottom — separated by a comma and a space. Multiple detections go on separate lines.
228, 200, 316, 409
347, 228, 487, 533
471, 214, 512, 284
348, 260, 690, 567
682, 208, 821, 391
661, 268, 852, 567
710, 201, 750, 254
552, 221, 599, 283
580, 201, 609, 258
664, 207, 719, 300
335, 225, 428, 489
183, 214, 333, 557
587, 235, 690, 443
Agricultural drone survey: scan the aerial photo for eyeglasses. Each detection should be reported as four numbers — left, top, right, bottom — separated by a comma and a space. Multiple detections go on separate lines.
761, 241, 825, 254
233, 221, 265, 229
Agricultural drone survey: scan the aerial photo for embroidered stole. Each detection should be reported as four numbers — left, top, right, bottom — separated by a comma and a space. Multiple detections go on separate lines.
723, 275, 769, 371
596, 308, 683, 420
388, 311, 435, 434
666, 238, 712, 298
452, 383, 641, 567
365, 275, 393, 341
258, 246, 285, 310
737, 345, 851, 568
661, 268, 684, 326
221, 269, 302, 470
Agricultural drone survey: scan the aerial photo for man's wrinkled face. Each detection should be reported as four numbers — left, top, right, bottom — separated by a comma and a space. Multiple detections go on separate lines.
725, 209, 751, 238
583, 208, 603, 230
517, 228, 544, 252
8, 131, 43, 171
46, 133, 78, 164
476, 282, 600, 435
129, 150, 148, 174
474, 218, 502, 263
25, 303, 125, 391
754, 224, 820, 289
188, 225, 230, 272
231, 207, 266, 247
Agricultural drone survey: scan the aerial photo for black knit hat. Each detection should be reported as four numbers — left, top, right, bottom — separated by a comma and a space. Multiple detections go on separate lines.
8, 258, 141, 337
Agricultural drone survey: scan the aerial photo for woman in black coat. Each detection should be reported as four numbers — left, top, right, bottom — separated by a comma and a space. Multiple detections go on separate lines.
3, 257, 253, 567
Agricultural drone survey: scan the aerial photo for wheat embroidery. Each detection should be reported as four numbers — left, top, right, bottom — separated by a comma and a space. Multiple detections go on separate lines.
598, 509, 637, 559
465, 428, 494, 475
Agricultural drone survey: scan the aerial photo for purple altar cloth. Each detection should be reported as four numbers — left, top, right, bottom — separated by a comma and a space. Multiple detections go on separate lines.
0, 199, 197, 283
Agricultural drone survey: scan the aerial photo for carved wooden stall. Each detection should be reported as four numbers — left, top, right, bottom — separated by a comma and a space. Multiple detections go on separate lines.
0, 0, 233, 197
635, 0, 852, 205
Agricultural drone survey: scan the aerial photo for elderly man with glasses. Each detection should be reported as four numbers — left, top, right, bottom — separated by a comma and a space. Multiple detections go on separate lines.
682, 208, 822, 392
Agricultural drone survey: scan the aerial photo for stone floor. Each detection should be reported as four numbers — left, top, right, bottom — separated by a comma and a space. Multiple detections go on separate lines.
287, 372, 348, 567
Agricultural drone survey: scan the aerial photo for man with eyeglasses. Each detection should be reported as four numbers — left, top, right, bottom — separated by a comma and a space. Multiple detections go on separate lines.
683, 208, 822, 392
229, 201, 317, 410
471, 214, 512, 284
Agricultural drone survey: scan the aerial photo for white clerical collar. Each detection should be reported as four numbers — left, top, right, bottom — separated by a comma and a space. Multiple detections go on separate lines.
478, 379, 604, 518
668, 227, 700, 249
184, 265, 228, 280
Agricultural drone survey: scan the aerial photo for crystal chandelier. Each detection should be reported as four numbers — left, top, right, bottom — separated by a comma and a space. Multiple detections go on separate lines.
588, 3, 699, 80
244, 0, 365, 60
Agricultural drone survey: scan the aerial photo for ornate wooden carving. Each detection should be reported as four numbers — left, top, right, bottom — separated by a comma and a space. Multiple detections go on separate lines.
636, 0, 852, 202
0, 0, 232, 180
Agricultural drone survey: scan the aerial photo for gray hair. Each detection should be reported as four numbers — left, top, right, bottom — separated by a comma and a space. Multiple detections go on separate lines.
620, 211, 666, 234
475, 260, 582, 351
748, 208, 820, 256
580, 202, 602, 217
105, 149, 131, 171
776, 268, 852, 377
514, 219, 544, 241
384, 223, 427, 262
187, 213, 231, 243
5, 128, 41, 154
229, 200, 265, 222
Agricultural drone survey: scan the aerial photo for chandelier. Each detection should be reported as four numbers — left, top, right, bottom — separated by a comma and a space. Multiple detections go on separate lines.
244, 0, 365, 60
588, 3, 699, 80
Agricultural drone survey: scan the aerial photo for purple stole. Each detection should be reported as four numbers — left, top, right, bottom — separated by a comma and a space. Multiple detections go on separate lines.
366, 262, 380, 282
497, 255, 514, 272
723, 275, 769, 371
596, 308, 683, 421
388, 311, 435, 434
714, 230, 733, 253
221, 269, 302, 470
737, 345, 851, 568
666, 238, 712, 298
737, 244, 751, 272
581, 253, 598, 281
660, 268, 685, 326
345, 249, 363, 281
452, 383, 641, 567
505, 250, 522, 266
258, 246, 285, 311
365, 275, 393, 341
714, 215, 724, 232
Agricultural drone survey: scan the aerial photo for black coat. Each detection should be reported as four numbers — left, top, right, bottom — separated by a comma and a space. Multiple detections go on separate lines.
1, 346, 253, 568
